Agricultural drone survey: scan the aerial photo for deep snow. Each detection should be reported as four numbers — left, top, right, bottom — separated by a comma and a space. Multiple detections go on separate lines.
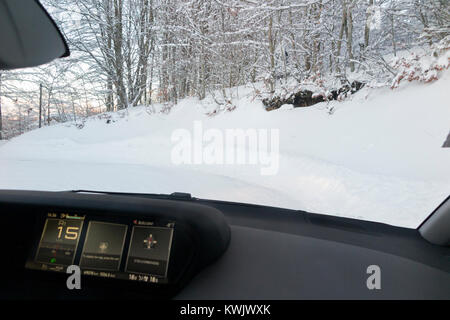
0, 69, 449, 228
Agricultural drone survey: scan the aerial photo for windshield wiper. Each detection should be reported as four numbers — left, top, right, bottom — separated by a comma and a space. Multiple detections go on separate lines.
66, 190, 194, 201
66, 189, 273, 209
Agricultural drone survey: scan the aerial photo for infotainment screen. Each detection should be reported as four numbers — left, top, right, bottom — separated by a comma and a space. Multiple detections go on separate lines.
33, 213, 84, 271
126, 225, 173, 277
80, 221, 128, 271
26, 213, 175, 284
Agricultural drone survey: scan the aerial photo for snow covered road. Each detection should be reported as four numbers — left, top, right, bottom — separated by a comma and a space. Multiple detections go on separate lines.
0, 69, 449, 228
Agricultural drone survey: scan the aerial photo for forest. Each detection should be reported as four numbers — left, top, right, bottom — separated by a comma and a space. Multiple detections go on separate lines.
0, 0, 448, 140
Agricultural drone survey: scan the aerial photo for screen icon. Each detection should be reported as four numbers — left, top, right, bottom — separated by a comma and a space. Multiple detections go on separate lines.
125, 226, 173, 277
80, 221, 127, 271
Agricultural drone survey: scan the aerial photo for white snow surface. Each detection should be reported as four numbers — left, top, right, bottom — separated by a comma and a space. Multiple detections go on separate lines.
1, 70, 449, 228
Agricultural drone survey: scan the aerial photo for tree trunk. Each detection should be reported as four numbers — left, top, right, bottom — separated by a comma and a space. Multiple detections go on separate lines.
336, 1, 347, 74
346, 1, 355, 72
113, 0, 128, 109
268, 14, 275, 93
39, 83, 42, 128
390, 9, 397, 57
364, 0, 374, 50
0, 73, 2, 140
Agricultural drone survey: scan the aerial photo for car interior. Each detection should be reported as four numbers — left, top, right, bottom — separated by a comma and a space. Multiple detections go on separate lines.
0, 0, 449, 301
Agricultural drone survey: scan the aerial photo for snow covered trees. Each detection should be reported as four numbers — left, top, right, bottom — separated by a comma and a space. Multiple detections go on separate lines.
0, 0, 448, 138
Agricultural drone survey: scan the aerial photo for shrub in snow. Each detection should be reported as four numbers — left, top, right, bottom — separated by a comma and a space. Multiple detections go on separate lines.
391, 38, 450, 89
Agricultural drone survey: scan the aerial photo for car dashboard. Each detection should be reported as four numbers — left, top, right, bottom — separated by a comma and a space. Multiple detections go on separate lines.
0, 190, 230, 299
0, 190, 449, 300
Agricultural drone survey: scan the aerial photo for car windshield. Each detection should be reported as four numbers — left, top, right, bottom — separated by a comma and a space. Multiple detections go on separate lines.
0, 0, 448, 229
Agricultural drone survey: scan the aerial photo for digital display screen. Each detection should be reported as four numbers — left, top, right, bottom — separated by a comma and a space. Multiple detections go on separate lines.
34, 215, 84, 270
80, 222, 127, 271
26, 213, 174, 284
126, 226, 173, 277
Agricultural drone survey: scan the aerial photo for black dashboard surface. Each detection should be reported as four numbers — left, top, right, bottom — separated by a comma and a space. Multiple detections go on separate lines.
0, 190, 449, 299
176, 199, 450, 299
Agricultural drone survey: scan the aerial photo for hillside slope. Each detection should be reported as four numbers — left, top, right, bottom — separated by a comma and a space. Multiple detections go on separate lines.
0, 70, 449, 228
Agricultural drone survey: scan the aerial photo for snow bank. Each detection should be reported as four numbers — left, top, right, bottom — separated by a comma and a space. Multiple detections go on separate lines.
0, 69, 449, 228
